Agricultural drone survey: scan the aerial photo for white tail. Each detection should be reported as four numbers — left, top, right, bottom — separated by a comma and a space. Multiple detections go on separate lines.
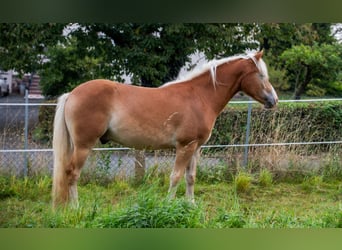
52, 93, 72, 207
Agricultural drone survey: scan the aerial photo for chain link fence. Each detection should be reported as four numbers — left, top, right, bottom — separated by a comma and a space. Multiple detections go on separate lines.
1, 94, 341, 180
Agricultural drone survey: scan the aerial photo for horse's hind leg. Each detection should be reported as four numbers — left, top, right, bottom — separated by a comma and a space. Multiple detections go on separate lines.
185, 148, 200, 203
168, 141, 198, 199
65, 146, 91, 207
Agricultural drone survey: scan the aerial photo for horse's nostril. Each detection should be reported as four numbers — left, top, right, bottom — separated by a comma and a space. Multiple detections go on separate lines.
264, 95, 276, 109
264, 102, 273, 109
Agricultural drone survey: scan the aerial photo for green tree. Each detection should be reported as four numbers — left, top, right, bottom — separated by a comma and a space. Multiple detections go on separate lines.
280, 43, 342, 98
2, 23, 339, 99
255, 23, 339, 97
38, 23, 259, 96
0, 23, 64, 75
39, 37, 110, 97
256, 23, 335, 63
70, 23, 259, 87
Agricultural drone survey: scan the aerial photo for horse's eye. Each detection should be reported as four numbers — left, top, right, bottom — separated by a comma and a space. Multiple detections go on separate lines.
259, 73, 266, 87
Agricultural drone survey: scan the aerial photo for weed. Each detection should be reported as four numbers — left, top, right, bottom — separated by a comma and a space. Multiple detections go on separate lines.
234, 172, 253, 193
215, 209, 246, 228
0, 176, 16, 199
301, 176, 323, 192
321, 209, 342, 228
258, 168, 273, 187
321, 156, 342, 180
262, 211, 301, 228
197, 164, 229, 184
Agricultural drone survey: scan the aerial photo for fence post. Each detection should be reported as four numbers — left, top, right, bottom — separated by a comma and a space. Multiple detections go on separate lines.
243, 99, 252, 167
23, 89, 29, 176
134, 150, 145, 183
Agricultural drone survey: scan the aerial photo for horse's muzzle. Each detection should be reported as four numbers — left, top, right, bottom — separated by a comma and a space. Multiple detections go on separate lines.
264, 95, 278, 109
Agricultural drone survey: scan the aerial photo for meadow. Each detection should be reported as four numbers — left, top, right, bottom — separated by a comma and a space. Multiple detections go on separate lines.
1, 165, 342, 228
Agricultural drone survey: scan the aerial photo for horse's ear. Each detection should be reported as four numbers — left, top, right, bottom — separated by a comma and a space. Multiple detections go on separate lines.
255, 50, 264, 61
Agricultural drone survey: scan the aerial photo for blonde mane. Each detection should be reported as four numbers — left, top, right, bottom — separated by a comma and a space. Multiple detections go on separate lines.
162, 52, 268, 87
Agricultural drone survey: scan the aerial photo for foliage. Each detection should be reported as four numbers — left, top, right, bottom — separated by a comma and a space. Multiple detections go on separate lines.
32, 102, 55, 144
209, 102, 342, 149
0, 23, 65, 75
1, 23, 340, 99
53, 24, 259, 89
256, 23, 335, 64
255, 23, 341, 98
38, 37, 111, 97
279, 43, 342, 98
265, 59, 290, 91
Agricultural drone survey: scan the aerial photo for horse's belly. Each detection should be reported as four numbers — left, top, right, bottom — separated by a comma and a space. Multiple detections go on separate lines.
106, 105, 183, 149
110, 127, 176, 150
107, 112, 177, 149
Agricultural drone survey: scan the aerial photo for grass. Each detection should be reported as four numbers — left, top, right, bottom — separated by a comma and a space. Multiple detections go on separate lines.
1, 170, 342, 228
258, 168, 273, 187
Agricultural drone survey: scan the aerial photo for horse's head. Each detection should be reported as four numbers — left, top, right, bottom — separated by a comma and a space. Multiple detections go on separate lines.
240, 51, 278, 109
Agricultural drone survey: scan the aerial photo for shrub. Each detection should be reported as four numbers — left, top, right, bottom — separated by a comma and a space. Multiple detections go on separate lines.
32, 104, 55, 145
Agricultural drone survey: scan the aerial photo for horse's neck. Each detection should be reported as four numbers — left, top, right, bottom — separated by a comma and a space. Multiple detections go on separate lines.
190, 70, 241, 115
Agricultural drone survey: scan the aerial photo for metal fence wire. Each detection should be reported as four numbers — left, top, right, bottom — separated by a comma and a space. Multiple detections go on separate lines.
0, 93, 341, 178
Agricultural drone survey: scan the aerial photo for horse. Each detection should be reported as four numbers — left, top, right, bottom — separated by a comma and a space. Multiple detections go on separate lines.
52, 50, 278, 208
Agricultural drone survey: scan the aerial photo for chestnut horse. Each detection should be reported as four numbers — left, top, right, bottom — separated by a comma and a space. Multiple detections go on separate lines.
52, 50, 278, 208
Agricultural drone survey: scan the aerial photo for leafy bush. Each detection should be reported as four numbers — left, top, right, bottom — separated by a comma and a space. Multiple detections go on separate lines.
32, 104, 55, 145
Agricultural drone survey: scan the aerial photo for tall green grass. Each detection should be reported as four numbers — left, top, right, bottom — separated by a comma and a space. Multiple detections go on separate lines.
95, 186, 204, 228
1, 169, 342, 228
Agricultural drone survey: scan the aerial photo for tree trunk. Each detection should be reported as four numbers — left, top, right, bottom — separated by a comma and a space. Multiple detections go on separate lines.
294, 66, 312, 100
